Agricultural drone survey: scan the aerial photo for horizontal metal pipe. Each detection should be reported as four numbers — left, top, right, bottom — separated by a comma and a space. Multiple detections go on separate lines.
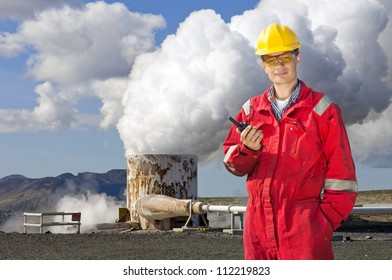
201, 204, 246, 214
134, 194, 392, 222
351, 206, 392, 214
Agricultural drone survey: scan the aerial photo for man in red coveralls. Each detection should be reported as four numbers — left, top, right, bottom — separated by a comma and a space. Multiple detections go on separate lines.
223, 23, 358, 260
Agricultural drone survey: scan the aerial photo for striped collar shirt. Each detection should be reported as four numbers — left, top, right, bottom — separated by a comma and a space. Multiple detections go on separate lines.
267, 79, 302, 121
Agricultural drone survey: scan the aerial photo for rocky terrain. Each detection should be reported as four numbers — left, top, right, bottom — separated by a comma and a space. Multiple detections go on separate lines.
0, 218, 391, 260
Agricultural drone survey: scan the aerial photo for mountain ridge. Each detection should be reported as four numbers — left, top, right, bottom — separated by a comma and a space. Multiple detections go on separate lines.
0, 169, 127, 213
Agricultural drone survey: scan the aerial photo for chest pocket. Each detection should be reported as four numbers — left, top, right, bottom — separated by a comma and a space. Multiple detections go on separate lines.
284, 119, 304, 155
284, 115, 323, 164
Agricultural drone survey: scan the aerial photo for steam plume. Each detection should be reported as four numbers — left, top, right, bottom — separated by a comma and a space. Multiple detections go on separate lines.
118, 0, 392, 168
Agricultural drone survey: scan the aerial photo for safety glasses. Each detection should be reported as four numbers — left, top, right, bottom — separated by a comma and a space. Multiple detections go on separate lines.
261, 52, 297, 67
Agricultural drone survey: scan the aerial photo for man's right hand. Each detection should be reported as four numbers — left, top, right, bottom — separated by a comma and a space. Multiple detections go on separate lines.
239, 125, 263, 151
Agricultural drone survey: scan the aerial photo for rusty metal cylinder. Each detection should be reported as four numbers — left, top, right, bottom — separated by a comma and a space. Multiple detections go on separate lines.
126, 154, 197, 226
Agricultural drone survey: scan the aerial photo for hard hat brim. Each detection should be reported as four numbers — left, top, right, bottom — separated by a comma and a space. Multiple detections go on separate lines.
255, 43, 301, 56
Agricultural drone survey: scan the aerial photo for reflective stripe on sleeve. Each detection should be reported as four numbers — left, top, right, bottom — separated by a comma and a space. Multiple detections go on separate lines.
223, 145, 245, 176
242, 100, 251, 116
314, 95, 332, 116
324, 179, 358, 192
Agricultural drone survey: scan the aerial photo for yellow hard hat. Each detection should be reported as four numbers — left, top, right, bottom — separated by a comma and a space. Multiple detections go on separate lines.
255, 23, 301, 56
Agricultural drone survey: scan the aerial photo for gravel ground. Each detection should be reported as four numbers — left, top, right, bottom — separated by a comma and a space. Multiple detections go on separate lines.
1, 219, 391, 260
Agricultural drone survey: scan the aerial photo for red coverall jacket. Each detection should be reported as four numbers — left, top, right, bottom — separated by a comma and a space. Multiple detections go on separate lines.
223, 81, 357, 260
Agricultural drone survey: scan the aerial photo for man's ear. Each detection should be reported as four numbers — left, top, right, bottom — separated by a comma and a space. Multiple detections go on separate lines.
296, 53, 301, 66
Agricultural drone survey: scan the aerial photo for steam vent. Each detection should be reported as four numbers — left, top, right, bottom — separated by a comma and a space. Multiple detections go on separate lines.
126, 154, 197, 229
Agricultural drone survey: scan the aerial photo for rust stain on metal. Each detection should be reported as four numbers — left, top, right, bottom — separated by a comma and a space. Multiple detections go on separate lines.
126, 154, 197, 226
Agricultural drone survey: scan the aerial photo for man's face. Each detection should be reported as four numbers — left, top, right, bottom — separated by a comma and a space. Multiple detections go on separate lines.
262, 51, 300, 86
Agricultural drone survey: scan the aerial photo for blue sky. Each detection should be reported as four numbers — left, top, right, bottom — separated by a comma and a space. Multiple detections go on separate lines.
0, 0, 391, 197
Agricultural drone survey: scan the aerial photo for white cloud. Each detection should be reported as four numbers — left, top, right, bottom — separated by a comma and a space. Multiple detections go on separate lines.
17, 2, 165, 83
378, 0, 392, 88
348, 106, 392, 168
0, 32, 25, 57
0, 2, 165, 132
0, 81, 101, 132
0, 0, 81, 20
